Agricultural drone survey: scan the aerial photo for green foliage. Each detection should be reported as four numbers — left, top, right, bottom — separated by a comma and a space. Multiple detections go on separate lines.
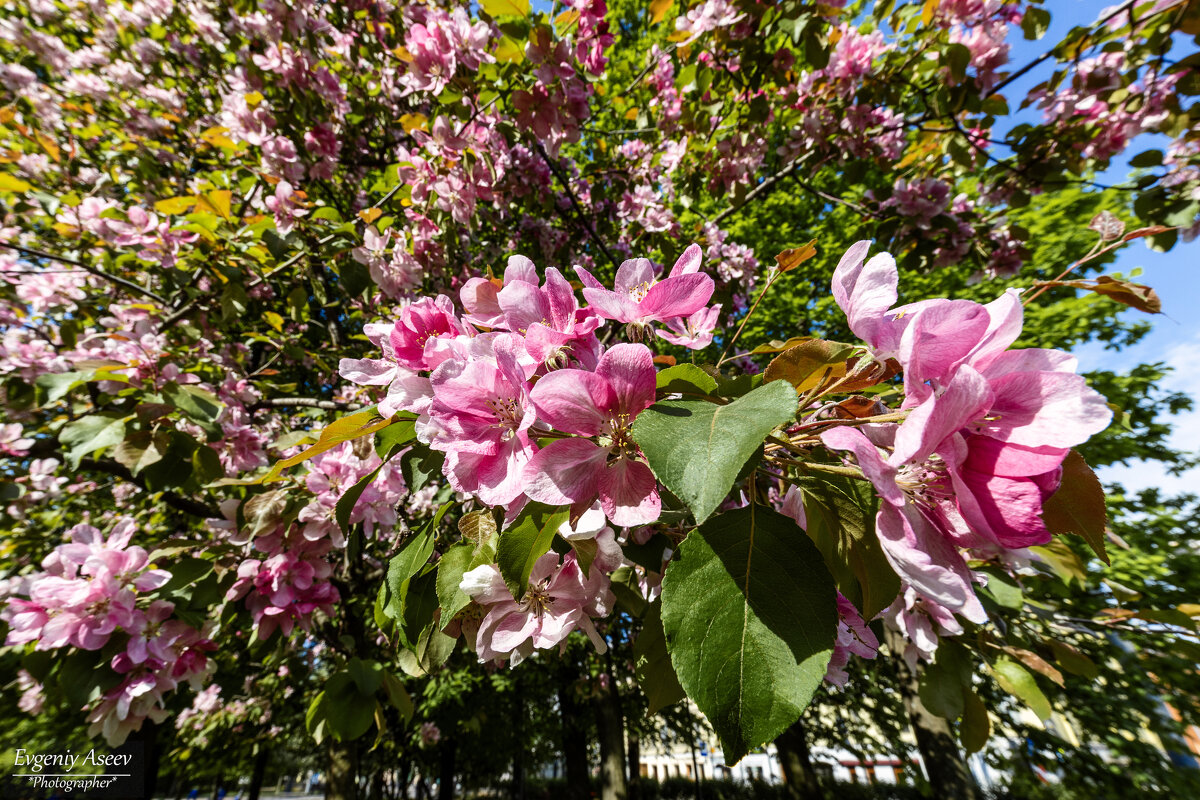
633, 380, 798, 523
661, 505, 838, 761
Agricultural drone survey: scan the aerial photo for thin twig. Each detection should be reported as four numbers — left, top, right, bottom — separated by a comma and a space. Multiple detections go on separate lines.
253, 397, 361, 411
535, 141, 620, 269
717, 268, 784, 365
0, 242, 169, 304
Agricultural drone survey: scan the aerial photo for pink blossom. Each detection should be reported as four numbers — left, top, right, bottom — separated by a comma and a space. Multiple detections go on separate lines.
524, 343, 661, 526
575, 244, 712, 329
824, 593, 879, 688
423, 334, 537, 508
459, 552, 609, 663
656, 304, 721, 350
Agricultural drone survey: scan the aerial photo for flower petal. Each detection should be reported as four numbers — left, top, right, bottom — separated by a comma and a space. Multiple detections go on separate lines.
523, 439, 607, 506
595, 343, 656, 417
638, 273, 714, 322
530, 369, 615, 435
599, 458, 661, 527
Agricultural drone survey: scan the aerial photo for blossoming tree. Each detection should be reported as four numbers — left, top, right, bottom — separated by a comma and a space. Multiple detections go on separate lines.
1, 0, 1198, 797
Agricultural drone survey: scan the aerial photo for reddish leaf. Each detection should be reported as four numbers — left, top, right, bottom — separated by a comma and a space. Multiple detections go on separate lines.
999, 646, 1064, 687
774, 239, 817, 272
1042, 450, 1109, 564
763, 339, 854, 393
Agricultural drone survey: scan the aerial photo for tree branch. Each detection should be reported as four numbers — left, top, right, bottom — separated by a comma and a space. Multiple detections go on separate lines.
534, 141, 620, 270
80, 457, 222, 519
0, 242, 169, 304
253, 397, 361, 411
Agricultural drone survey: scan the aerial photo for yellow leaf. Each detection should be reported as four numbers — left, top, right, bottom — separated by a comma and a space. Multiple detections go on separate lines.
195, 190, 232, 219
921, 0, 940, 24
392, 46, 413, 63
480, 0, 530, 17
624, 108, 639, 121
399, 113, 428, 133
261, 409, 395, 483
34, 132, 60, 162
200, 126, 238, 149
154, 196, 197, 215
264, 311, 284, 332
0, 174, 31, 193
161, 113, 181, 123
649, 0, 673, 25
53, 222, 79, 237
667, 29, 692, 43
0, 108, 15, 124
494, 35, 525, 64
359, 207, 383, 225
774, 239, 817, 272
245, 91, 264, 107
555, 9, 581, 34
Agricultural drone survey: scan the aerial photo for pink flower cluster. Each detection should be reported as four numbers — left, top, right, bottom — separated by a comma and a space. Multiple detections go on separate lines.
459, 507, 621, 664
820, 242, 1111, 646
824, 593, 880, 688
2, 519, 216, 744
225, 527, 339, 640
298, 442, 408, 548
1032, 53, 1180, 163
340, 247, 717, 523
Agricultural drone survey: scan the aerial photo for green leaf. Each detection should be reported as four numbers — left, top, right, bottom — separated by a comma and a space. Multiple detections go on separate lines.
1041, 450, 1109, 564
660, 505, 838, 762
1048, 640, 1099, 680
1129, 149, 1163, 168
335, 465, 382, 536
382, 672, 414, 720
634, 600, 686, 715
919, 659, 965, 720
400, 444, 446, 492
1021, 7, 1050, 39
436, 542, 478, 624
992, 658, 1052, 720
375, 417, 417, 458
322, 672, 377, 741
632, 381, 798, 523
396, 620, 457, 677
60, 413, 131, 469
388, 526, 438, 604
655, 364, 718, 397
801, 475, 899, 620
979, 568, 1023, 610
944, 43, 971, 81
399, 570, 441, 650
960, 689, 991, 753
347, 657, 384, 695
163, 382, 224, 425
610, 565, 648, 616
497, 503, 569, 596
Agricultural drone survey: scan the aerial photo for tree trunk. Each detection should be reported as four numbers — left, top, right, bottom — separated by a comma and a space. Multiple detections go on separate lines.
512, 679, 526, 800
327, 740, 357, 800
437, 740, 456, 800
774, 719, 824, 800
627, 732, 641, 799
884, 628, 980, 800
595, 681, 627, 800
248, 745, 269, 800
130, 720, 161, 800
558, 668, 590, 800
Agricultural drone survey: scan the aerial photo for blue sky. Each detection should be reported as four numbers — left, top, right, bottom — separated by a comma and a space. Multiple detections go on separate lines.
998, 1, 1199, 493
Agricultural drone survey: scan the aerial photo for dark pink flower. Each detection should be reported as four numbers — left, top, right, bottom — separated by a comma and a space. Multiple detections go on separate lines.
524, 343, 661, 526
